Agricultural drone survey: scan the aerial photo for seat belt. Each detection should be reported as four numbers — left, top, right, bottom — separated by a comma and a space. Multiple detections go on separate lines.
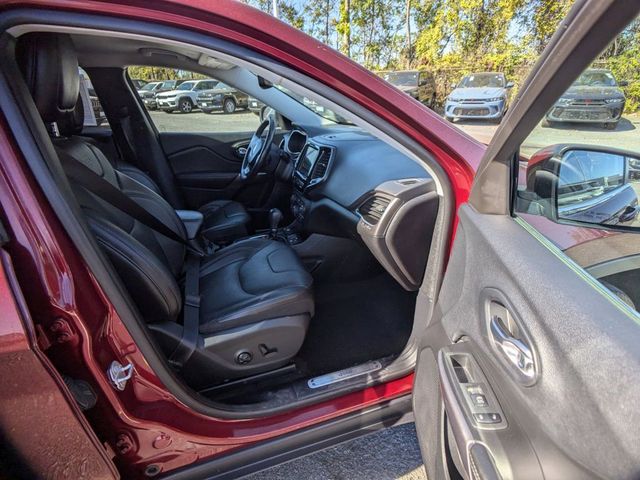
60, 152, 203, 369
168, 252, 201, 369
112, 106, 140, 167
59, 152, 190, 247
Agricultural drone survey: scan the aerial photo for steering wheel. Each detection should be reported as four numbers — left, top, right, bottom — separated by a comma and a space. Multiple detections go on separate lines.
240, 114, 276, 180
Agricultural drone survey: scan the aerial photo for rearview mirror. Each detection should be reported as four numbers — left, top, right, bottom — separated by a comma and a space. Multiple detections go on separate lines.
524, 145, 640, 228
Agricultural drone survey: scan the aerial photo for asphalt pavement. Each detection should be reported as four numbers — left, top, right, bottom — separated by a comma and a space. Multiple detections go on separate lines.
243, 423, 427, 480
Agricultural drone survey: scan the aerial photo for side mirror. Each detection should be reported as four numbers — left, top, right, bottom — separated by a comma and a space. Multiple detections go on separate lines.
523, 145, 640, 228
450, 82, 458, 89
619, 80, 629, 87
506, 81, 514, 88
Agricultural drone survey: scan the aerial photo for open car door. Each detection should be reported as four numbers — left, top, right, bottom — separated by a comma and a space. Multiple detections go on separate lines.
413, 1, 640, 479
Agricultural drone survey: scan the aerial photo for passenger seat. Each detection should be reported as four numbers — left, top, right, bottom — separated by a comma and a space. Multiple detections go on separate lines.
17, 32, 314, 386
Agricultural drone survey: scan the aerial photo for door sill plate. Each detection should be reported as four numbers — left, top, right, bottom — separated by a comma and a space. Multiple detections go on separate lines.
308, 360, 383, 389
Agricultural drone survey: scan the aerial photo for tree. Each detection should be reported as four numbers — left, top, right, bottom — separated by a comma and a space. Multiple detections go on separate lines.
336, 0, 351, 57
405, 0, 413, 67
304, 0, 337, 46
523, 0, 573, 53
278, 1, 304, 29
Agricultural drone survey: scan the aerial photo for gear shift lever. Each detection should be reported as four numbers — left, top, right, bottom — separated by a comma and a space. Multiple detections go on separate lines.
269, 208, 283, 239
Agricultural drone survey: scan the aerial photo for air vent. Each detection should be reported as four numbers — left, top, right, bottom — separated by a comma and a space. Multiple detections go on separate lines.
358, 195, 391, 224
309, 147, 332, 182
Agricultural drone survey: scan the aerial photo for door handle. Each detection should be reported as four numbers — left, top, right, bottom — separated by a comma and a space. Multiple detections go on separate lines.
490, 316, 535, 381
237, 146, 247, 157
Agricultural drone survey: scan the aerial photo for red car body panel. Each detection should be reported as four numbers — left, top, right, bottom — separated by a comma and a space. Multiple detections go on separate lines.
5, 0, 600, 477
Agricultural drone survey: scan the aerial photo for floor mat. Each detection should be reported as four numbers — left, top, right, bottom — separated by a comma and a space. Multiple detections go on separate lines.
296, 273, 417, 376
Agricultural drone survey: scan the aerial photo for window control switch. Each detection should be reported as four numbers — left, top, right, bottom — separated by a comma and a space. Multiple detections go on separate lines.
474, 412, 502, 424
470, 393, 488, 406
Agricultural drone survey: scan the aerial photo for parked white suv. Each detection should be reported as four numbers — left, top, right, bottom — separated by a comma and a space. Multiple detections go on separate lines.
155, 78, 218, 113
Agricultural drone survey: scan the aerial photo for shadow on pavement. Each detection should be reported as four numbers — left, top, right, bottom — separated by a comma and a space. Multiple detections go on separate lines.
541, 117, 636, 132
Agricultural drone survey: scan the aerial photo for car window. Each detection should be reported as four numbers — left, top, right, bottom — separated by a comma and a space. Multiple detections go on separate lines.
177, 81, 196, 91
128, 67, 261, 133
382, 71, 418, 87
513, 15, 640, 312
78, 67, 109, 130
458, 73, 505, 88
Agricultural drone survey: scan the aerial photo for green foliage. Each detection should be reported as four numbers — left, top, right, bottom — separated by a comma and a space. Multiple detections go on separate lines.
138, 1, 640, 113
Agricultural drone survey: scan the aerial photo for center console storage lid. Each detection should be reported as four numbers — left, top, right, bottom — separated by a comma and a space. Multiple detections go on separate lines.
176, 209, 204, 240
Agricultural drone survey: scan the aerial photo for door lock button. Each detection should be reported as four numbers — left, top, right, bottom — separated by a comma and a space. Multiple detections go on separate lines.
470, 393, 487, 406
474, 412, 502, 424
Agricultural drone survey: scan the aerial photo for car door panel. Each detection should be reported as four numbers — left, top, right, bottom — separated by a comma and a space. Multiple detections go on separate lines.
415, 204, 640, 480
159, 131, 273, 209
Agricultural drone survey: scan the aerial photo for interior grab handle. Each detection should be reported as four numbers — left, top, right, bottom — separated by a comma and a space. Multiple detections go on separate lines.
490, 316, 535, 381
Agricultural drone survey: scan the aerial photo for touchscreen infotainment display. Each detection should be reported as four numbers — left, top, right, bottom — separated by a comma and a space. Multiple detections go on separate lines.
298, 144, 320, 179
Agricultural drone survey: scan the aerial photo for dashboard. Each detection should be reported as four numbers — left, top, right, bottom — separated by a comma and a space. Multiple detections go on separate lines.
280, 126, 440, 291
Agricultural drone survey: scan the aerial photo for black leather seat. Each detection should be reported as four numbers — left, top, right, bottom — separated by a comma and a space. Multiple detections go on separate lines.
17, 32, 314, 384
108, 158, 250, 243
58, 74, 251, 244
198, 199, 250, 243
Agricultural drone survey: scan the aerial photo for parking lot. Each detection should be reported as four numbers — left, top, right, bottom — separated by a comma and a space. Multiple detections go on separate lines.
149, 108, 640, 157
149, 109, 261, 133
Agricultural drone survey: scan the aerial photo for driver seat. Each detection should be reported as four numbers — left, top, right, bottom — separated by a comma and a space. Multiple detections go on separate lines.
115, 157, 250, 243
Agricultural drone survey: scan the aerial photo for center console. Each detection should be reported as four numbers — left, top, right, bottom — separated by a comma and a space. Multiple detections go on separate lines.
288, 141, 335, 241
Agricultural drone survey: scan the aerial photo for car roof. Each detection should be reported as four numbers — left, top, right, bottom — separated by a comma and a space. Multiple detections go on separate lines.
376, 69, 424, 73
466, 71, 504, 76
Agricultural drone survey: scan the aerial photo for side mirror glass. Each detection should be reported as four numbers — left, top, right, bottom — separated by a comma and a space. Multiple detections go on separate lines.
524, 146, 640, 228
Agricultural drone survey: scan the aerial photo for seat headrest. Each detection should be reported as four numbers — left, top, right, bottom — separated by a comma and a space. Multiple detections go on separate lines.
16, 33, 79, 123
57, 95, 85, 137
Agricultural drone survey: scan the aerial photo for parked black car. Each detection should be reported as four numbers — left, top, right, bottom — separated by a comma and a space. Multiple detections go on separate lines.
544, 69, 627, 130
377, 70, 437, 108
248, 96, 266, 116
197, 83, 249, 113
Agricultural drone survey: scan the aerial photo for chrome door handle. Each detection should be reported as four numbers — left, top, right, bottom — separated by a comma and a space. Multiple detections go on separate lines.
237, 147, 247, 156
490, 316, 535, 380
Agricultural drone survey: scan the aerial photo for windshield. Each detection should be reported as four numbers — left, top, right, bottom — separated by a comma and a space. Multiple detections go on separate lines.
572, 71, 618, 87
458, 73, 505, 88
177, 81, 196, 91
381, 71, 418, 87
275, 85, 353, 125
140, 82, 159, 91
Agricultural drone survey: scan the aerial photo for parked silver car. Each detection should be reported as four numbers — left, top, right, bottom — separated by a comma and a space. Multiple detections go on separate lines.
444, 72, 513, 123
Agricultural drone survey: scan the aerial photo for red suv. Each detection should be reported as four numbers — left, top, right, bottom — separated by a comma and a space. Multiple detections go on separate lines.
0, 1, 639, 480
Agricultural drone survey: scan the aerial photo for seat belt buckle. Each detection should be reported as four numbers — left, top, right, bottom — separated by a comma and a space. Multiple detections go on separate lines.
185, 294, 200, 308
